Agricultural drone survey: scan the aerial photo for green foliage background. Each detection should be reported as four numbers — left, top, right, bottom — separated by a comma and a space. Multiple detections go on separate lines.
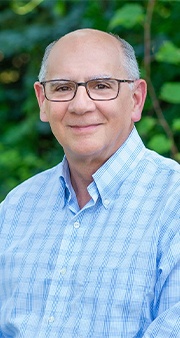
0, 0, 180, 202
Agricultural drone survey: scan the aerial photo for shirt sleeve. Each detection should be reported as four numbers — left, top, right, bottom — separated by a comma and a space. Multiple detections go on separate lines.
143, 192, 180, 337
0, 199, 7, 233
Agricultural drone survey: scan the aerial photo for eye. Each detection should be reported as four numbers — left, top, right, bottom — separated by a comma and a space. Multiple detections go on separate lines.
54, 83, 74, 92
90, 80, 112, 91
96, 83, 110, 90
49, 81, 75, 93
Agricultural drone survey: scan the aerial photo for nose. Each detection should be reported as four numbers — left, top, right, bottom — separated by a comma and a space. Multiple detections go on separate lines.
68, 85, 96, 115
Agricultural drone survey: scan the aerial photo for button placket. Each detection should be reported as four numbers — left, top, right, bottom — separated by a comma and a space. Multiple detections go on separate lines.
39, 212, 86, 333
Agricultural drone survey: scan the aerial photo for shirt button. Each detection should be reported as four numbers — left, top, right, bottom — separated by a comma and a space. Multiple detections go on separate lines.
48, 316, 55, 323
74, 221, 80, 228
104, 198, 110, 206
60, 267, 66, 275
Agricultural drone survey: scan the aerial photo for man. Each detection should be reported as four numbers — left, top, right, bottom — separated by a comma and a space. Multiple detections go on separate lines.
0, 28, 179, 337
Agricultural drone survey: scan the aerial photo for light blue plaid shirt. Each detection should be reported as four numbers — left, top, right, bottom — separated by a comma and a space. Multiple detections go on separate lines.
0, 128, 180, 338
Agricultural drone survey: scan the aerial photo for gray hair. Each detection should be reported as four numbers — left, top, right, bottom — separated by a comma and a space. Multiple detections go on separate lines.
111, 34, 140, 80
38, 33, 140, 82
38, 41, 57, 82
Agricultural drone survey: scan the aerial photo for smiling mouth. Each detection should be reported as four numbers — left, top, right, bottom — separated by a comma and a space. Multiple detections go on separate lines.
70, 124, 102, 130
69, 124, 102, 135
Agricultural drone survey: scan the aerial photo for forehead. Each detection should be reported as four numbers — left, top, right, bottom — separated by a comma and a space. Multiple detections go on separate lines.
46, 31, 126, 79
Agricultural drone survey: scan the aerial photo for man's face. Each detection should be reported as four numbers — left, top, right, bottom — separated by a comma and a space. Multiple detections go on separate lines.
35, 30, 146, 165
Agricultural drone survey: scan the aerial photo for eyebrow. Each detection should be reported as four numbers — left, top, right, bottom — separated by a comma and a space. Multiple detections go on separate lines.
89, 74, 112, 80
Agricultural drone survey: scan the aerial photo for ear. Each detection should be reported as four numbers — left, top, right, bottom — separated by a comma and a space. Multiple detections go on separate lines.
34, 81, 49, 122
131, 79, 147, 122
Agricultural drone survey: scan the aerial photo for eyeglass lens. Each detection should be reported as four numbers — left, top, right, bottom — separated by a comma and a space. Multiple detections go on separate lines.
44, 79, 119, 101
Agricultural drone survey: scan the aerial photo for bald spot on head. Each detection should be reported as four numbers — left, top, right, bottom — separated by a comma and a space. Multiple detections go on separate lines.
45, 29, 126, 80
52, 28, 122, 52
56, 28, 120, 45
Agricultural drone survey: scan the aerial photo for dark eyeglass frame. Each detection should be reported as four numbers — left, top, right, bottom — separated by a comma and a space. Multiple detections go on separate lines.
40, 78, 135, 102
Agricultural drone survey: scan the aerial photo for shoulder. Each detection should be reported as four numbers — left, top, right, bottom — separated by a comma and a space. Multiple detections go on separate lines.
143, 147, 179, 170
138, 148, 180, 215
143, 149, 180, 221
142, 148, 180, 183
0, 162, 62, 208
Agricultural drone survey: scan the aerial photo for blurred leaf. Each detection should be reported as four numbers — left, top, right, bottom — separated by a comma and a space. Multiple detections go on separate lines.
136, 117, 156, 137
11, 0, 44, 15
2, 117, 36, 144
54, 1, 65, 16
0, 148, 21, 168
155, 41, 180, 64
172, 118, 180, 132
160, 82, 180, 104
175, 153, 180, 162
148, 134, 172, 154
109, 4, 144, 29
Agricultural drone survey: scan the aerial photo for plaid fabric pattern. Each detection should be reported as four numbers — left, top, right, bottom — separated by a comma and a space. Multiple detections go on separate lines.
0, 128, 180, 337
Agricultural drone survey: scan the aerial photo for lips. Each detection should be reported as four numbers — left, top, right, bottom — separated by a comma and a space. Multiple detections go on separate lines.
69, 122, 102, 128
71, 124, 97, 128
69, 123, 102, 133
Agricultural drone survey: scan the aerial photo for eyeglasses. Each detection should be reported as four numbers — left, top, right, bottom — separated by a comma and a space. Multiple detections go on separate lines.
40, 78, 135, 102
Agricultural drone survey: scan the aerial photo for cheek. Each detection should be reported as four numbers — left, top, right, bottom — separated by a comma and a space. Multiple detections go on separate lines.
108, 101, 134, 130
43, 102, 67, 124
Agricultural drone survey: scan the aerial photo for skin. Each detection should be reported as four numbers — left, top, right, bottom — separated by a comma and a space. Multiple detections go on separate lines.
34, 29, 147, 208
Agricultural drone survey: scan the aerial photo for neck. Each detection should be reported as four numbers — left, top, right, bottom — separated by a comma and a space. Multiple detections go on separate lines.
67, 157, 103, 209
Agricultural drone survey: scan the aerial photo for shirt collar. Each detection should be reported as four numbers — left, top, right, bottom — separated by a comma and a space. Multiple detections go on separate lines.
59, 157, 72, 207
90, 127, 146, 207
59, 127, 145, 209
